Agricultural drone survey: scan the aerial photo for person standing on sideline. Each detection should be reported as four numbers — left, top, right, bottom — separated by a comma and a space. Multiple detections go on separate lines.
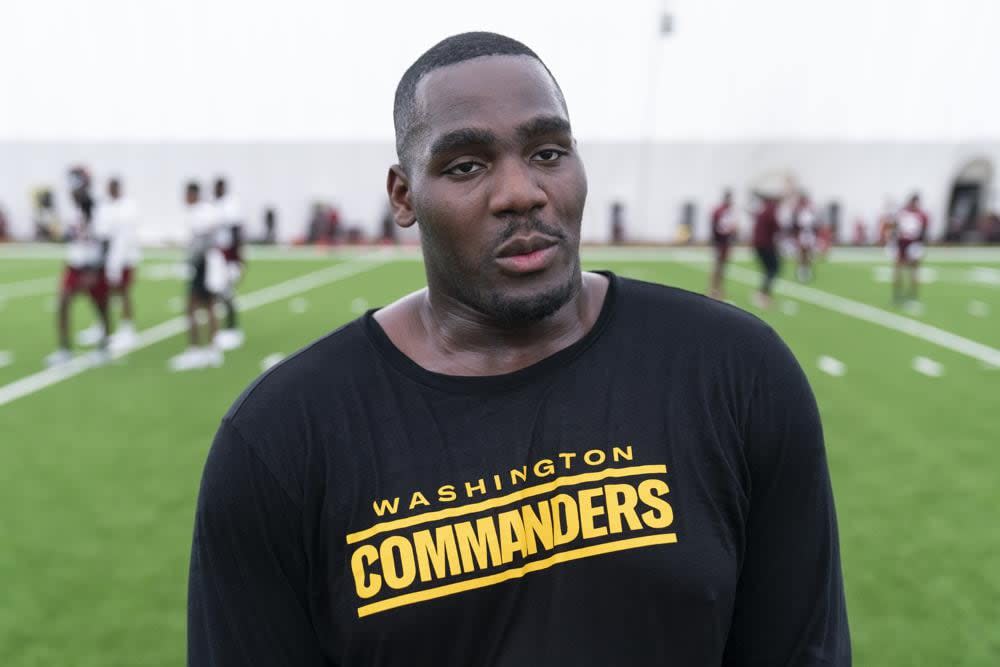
791, 193, 818, 283
169, 182, 224, 371
212, 177, 246, 351
78, 177, 141, 351
46, 166, 111, 366
751, 192, 783, 308
891, 192, 930, 305
708, 188, 737, 299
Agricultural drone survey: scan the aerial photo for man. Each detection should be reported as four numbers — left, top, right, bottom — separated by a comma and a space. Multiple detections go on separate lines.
0, 204, 9, 241
169, 182, 223, 371
751, 192, 783, 308
189, 33, 850, 665
707, 188, 736, 299
891, 192, 929, 305
211, 177, 246, 351
77, 177, 141, 350
791, 193, 818, 283
45, 166, 111, 366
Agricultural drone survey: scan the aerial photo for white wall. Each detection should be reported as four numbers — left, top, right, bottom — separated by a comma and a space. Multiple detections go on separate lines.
1, 141, 997, 244
2, 1, 999, 144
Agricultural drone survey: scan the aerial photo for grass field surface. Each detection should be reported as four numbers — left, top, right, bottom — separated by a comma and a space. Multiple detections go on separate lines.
1, 245, 998, 665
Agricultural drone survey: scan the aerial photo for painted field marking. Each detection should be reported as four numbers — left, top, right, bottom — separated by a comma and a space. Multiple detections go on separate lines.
0, 277, 53, 299
912, 356, 944, 378
0, 257, 390, 408
969, 267, 1000, 287
780, 300, 799, 316
817, 356, 846, 377
968, 301, 990, 318
716, 265, 1000, 368
260, 353, 284, 372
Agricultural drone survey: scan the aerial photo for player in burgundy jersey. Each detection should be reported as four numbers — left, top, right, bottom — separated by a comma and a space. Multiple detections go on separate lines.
891, 193, 930, 304
708, 189, 737, 300
45, 166, 112, 366
751, 193, 782, 308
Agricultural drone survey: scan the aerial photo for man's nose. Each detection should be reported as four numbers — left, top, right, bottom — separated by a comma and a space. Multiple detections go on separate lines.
489, 157, 549, 217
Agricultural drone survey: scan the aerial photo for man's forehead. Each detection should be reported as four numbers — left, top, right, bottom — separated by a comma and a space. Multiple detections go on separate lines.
413, 55, 567, 131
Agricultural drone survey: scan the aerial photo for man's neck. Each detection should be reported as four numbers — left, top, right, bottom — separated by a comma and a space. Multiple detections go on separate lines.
375, 271, 609, 377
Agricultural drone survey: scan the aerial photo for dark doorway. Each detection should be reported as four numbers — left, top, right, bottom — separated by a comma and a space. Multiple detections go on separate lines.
945, 159, 993, 242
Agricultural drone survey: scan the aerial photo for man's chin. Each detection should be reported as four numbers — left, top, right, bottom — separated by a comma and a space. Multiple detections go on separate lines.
481, 272, 579, 326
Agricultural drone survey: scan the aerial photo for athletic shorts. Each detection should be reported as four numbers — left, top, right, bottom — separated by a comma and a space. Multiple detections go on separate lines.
897, 239, 924, 264
62, 266, 109, 306
189, 258, 214, 300
713, 242, 731, 262
110, 266, 135, 291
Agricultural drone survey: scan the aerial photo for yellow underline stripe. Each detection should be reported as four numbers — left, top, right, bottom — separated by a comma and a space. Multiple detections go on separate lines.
346, 464, 668, 545
357, 532, 677, 618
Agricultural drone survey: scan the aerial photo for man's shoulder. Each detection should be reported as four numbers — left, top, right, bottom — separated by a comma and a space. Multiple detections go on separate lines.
224, 315, 374, 426
615, 275, 775, 345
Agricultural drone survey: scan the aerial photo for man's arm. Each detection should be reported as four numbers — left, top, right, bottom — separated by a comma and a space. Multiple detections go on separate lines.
723, 331, 851, 666
188, 420, 329, 666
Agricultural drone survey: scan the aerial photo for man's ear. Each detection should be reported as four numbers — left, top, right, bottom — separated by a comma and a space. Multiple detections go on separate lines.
387, 165, 417, 228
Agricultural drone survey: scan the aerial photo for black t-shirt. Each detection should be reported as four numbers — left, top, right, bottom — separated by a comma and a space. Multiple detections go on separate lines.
188, 272, 850, 666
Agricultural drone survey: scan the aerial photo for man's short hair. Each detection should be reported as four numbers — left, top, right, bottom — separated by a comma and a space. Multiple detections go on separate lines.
392, 31, 566, 169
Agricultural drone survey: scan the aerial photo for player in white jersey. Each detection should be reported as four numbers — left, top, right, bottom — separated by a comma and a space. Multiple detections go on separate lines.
791, 194, 819, 283
169, 182, 225, 371
77, 177, 142, 350
890, 193, 930, 304
46, 166, 112, 366
211, 177, 245, 351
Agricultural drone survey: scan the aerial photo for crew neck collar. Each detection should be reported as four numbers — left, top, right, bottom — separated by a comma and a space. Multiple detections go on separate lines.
364, 271, 619, 394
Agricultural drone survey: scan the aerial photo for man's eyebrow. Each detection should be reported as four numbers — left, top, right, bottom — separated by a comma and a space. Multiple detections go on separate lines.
516, 116, 572, 142
428, 128, 498, 159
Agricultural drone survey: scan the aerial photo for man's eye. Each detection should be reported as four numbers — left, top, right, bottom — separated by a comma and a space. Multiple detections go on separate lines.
533, 149, 565, 162
445, 162, 484, 176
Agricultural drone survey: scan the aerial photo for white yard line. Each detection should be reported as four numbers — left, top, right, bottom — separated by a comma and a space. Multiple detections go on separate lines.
0, 277, 54, 299
0, 256, 390, 408
817, 356, 847, 377
912, 356, 944, 378
719, 265, 1000, 368
260, 353, 285, 372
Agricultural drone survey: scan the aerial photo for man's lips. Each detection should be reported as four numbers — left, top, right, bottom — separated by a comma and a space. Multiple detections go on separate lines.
495, 234, 559, 258
494, 235, 560, 274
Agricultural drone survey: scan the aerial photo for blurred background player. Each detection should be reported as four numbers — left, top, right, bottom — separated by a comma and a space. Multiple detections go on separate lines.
77, 177, 141, 350
0, 203, 9, 241
751, 192, 782, 308
211, 177, 245, 351
708, 188, 737, 299
169, 182, 224, 371
891, 192, 930, 304
46, 166, 111, 366
792, 192, 819, 282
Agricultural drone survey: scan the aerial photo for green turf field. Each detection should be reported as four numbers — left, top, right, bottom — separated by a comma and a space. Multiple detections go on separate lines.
1, 245, 998, 665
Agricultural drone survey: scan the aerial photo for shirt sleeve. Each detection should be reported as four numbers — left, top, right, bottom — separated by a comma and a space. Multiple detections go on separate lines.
188, 419, 330, 666
722, 330, 851, 666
